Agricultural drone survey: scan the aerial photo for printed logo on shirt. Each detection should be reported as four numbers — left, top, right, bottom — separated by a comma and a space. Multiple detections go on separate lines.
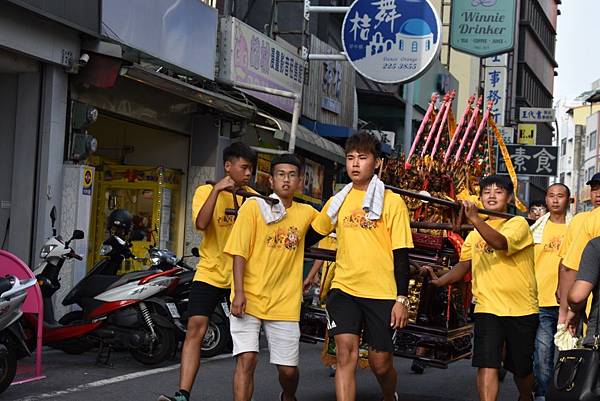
476, 240, 495, 254
266, 226, 300, 250
343, 209, 378, 230
543, 236, 563, 253
217, 215, 236, 226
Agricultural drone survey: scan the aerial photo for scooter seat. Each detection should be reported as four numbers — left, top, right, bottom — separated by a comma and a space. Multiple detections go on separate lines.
106, 270, 159, 290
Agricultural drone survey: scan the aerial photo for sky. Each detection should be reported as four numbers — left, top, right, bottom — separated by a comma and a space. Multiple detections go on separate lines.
554, 0, 600, 102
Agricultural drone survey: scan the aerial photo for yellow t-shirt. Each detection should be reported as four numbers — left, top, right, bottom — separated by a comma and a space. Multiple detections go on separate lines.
459, 216, 538, 316
191, 184, 254, 288
311, 188, 414, 300
223, 200, 317, 321
534, 220, 567, 307
561, 212, 593, 271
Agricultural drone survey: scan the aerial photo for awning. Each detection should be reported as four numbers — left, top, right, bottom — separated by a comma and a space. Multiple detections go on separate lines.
121, 64, 257, 119
257, 114, 346, 164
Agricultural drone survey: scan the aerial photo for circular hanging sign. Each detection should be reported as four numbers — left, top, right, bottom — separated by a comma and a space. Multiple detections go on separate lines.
342, 0, 441, 84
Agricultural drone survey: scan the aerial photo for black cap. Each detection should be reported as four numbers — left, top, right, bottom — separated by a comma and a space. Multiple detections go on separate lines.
587, 173, 600, 185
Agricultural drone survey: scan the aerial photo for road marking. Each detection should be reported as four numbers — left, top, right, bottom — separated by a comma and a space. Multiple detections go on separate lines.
17, 353, 233, 401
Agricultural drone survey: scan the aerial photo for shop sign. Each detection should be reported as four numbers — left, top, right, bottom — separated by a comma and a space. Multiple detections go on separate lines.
517, 123, 537, 145
341, 0, 441, 84
303, 36, 356, 128
496, 145, 558, 177
101, 0, 217, 80
519, 107, 556, 123
219, 17, 304, 114
82, 167, 94, 196
483, 61, 507, 126
499, 127, 515, 144
450, 0, 517, 57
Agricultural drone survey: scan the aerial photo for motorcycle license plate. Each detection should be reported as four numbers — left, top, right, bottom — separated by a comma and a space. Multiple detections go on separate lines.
166, 303, 180, 319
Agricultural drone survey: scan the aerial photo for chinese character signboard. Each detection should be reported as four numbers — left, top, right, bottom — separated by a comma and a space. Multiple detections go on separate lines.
517, 123, 537, 145
519, 107, 556, 123
219, 17, 304, 113
341, 0, 441, 84
499, 126, 514, 144
483, 55, 507, 126
496, 145, 558, 177
450, 0, 517, 57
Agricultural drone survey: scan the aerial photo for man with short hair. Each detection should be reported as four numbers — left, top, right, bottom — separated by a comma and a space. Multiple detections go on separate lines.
311, 132, 413, 401
530, 183, 570, 401
159, 142, 257, 401
430, 175, 538, 401
225, 153, 318, 401
528, 200, 548, 221
559, 173, 600, 330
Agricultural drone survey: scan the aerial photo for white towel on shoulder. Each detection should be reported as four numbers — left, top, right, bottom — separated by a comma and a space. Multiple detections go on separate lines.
530, 211, 573, 244
326, 175, 385, 225
250, 193, 286, 224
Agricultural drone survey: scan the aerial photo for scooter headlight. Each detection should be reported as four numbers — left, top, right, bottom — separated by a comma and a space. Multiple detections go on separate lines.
99, 244, 113, 256
40, 245, 57, 259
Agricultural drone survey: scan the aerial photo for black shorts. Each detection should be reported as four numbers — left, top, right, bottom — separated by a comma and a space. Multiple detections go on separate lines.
472, 313, 539, 376
188, 281, 230, 317
326, 289, 395, 353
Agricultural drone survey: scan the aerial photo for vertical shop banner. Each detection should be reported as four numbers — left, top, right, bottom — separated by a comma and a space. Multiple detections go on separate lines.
341, 0, 441, 84
517, 123, 537, 145
82, 166, 94, 196
483, 56, 507, 126
219, 17, 304, 113
450, 0, 517, 57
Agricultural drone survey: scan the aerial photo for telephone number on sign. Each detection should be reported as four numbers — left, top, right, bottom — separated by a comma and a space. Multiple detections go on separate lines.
382, 63, 418, 70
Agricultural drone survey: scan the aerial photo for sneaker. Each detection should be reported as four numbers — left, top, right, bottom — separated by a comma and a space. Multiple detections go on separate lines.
157, 392, 188, 401
381, 393, 399, 401
279, 391, 298, 401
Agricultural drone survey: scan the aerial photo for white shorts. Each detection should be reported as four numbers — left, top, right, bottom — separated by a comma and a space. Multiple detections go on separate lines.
229, 313, 300, 366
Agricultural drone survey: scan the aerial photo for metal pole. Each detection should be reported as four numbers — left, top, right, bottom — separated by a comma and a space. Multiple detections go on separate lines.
289, 96, 302, 153
307, 5, 349, 13
231, 81, 302, 153
403, 82, 414, 156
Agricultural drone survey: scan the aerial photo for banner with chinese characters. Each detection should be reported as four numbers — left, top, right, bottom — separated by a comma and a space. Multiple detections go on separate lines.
519, 107, 555, 123
483, 55, 507, 126
219, 17, 304, 113
496, 144, 558, 177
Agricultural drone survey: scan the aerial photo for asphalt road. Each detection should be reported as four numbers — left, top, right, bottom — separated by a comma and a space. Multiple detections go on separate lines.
5, 342, 519, 401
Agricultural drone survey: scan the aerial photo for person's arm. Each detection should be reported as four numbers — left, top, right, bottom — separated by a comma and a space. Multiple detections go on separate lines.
303, 259, 324, 293
390, 248, 411, 330
461, 201, 508, 250
428, 260, 472, 287
304, 227, 326, 249
195, 176, 235, 230
558, 262, 578, 323
231, 255, 247, 317
568, 281, 594, 312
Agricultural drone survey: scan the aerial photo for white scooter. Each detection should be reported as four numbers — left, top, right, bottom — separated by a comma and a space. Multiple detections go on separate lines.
0, 275, 37, 394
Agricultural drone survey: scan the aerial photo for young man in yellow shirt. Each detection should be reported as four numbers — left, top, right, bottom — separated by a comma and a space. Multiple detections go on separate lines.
531, 184, 570, 401
429, 175, 538, 401
311, 132, 413, 401
558, 173, 600, 330
224, 154, 318, 401
159, 142, 256, 401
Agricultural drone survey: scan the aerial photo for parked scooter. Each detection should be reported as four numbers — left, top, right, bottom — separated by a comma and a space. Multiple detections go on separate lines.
147, 247, 232, 357
0, 275, 37, 394
27, 208, 182, 365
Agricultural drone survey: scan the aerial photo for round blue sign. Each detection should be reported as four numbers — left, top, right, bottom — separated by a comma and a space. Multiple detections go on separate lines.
342, 0, 441, 84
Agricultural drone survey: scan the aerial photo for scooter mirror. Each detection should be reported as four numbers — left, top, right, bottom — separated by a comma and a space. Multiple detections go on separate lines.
72, 230, 85, 240
191, 247, 200, 257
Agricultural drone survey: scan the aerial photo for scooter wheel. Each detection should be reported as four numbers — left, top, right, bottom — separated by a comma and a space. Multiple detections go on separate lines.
410, 360, 426, 374
0, 346, 17, 394
202, 321, 228, 358
130, 325, 177, 365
